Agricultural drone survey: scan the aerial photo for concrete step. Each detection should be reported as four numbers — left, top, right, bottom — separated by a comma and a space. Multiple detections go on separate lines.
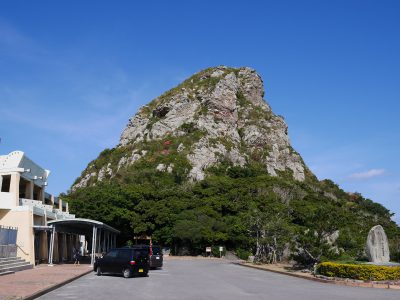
0, 263, 32, 274
0, 261, 30, 270
0, 257, 21, 263
0, 258, 25, 266
0, 256, 33, 275
0, 270, 15, 276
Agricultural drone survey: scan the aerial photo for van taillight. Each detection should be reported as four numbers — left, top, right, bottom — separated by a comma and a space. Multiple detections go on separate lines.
129, 261, 136, 265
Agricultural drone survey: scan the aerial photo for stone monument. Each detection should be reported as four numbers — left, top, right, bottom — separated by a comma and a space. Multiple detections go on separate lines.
366, 225, 390, 263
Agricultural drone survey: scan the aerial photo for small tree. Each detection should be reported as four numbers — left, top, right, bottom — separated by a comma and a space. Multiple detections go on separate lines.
292, 206, 342, 268
247, 204, 293, 264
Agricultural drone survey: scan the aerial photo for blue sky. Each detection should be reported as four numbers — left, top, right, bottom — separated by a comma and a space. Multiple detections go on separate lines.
0, 1, 399, 223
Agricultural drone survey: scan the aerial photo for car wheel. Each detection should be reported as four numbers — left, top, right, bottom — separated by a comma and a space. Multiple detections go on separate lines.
123, 268, 131, 278
96, 267, 102, 276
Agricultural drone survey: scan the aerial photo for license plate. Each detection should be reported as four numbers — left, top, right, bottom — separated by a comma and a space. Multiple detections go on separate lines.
139, 269, 143, 273
156, 257, 160, 260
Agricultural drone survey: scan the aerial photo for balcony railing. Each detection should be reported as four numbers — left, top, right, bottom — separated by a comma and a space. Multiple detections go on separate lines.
19, 198, 74, 220
20, 198, 45, 209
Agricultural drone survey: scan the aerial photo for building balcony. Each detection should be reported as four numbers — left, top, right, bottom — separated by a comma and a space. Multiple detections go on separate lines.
46, 210, 56, 220
19, 198, 46, 217
59, 212, 75, 219
19, 198, 73, 220
20, 198, 44, 209
53, 208, 74, 220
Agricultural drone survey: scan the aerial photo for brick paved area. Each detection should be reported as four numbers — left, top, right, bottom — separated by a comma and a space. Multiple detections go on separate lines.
0, 263, 92, 300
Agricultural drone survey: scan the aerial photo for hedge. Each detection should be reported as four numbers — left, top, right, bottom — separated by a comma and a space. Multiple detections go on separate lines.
316, 262, 400, 281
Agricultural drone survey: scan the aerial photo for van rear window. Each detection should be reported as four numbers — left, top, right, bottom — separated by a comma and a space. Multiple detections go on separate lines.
152, 247, 161, 255
133, 249, 148, 257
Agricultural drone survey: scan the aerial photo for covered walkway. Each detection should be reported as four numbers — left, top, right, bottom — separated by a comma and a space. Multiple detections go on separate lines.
47, 218, 120, 265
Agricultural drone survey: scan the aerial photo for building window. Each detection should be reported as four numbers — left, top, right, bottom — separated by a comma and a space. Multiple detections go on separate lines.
1, 175, 11, 192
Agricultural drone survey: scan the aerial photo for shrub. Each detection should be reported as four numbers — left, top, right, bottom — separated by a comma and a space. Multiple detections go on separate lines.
179, 122, 197, 133
392, 251, 400, 263
316, 262, 400, 281
211, 246, 226, 257
236, 249, 252, 261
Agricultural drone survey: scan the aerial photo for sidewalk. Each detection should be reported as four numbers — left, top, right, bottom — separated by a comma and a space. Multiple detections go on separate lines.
0, 264, 92, 300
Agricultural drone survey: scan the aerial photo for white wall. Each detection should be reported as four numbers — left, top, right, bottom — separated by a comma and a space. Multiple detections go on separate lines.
0, 192, 15, 209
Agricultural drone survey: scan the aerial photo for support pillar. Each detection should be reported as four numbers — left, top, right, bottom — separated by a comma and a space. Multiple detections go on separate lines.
101, 229, 106, 252
96, 229, 101, 253
48, 226, 55, 265
53, 232, 59, 263
62, 233, 67, 261
104, 231, 108, 252
91, 225, 97, 266
9, 173, 20, 206
39, 231, 48, 263
40, 185, 45, 203
25, 181, 34, 199
106, 232, 109, 251
68, 234, 71, 260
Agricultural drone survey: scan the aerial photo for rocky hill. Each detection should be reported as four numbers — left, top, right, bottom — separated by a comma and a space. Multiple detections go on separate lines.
67, 66, 399, 264
72, 66, 309, 191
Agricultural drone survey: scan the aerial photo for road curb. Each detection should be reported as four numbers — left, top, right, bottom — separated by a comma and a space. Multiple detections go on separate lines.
24, 268, 93, 300
236, 263, 328, 283
236, 263, 400, 290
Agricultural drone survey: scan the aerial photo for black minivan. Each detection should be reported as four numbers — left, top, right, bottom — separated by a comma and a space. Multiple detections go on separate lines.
149, 245, 163, 269
133, 244, 163, 269
94, 247, 149, 278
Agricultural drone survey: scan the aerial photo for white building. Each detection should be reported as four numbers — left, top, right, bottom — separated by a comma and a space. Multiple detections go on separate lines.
0, 151, 119, 272
0, 151, 74, 267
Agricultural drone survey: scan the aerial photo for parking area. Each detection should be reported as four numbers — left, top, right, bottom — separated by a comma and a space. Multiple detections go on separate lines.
38, 259, 399, 300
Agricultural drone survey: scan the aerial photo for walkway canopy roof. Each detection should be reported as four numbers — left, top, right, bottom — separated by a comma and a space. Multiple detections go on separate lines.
47, 218, 120, 235
47, 218, 119, 265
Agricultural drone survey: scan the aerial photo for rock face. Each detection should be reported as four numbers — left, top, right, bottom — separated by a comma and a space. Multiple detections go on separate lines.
71, 66, 309, 191
366, 225, 390, 263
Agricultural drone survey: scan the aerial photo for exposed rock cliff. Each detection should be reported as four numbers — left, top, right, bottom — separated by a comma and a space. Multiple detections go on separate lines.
72, 66, 308, 191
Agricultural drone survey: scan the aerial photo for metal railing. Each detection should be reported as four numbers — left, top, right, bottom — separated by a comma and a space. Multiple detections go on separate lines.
0, 245, 17, 258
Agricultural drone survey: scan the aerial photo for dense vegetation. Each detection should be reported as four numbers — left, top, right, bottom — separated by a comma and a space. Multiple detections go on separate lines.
64, 160, 400, 266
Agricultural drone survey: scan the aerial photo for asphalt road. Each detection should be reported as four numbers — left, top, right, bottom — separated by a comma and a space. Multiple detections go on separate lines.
38, 259, 398, 300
